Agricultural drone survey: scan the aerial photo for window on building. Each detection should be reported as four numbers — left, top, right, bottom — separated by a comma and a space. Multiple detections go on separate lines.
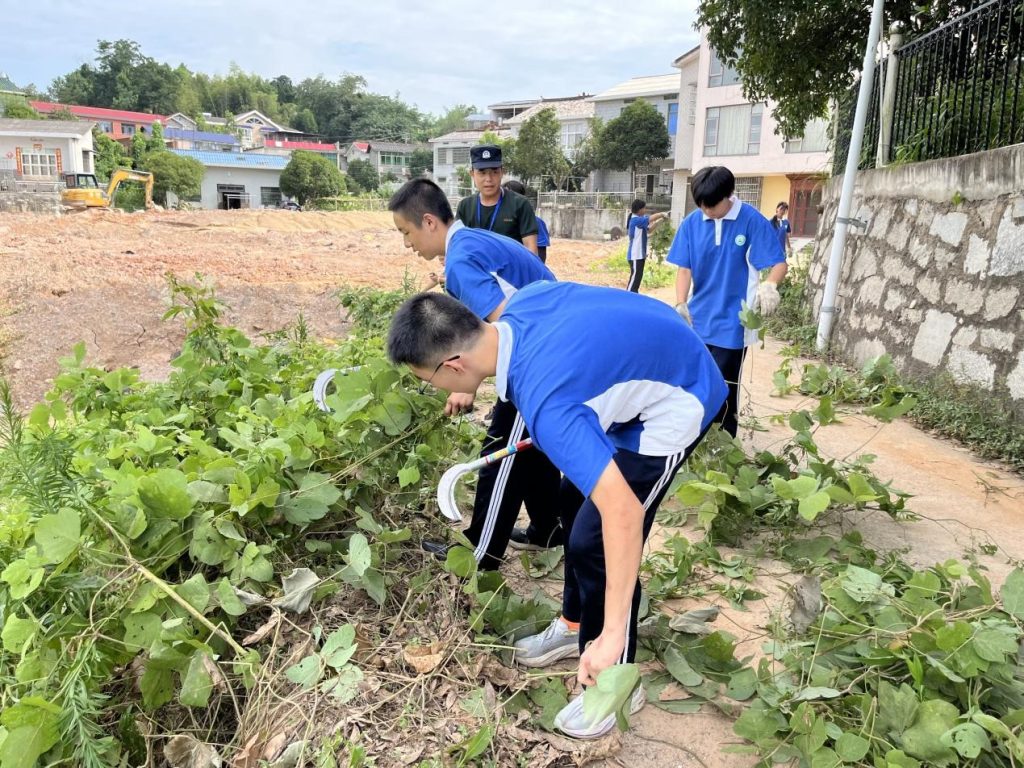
561, 121, 587, 152
379, 152, 408, 166
98, 121, 113, 133
786, 117, 831, 153
708, 48, 741, 87
121, 124, 136, 136
734, 177, 763, 210
703, 104, 763, 156
687, 84, 697, 125
452, 147, 470, 164
261, 187, 282, 207
20, 151, 58, 178
667, 103, 679, 135
436, 148, 449, 164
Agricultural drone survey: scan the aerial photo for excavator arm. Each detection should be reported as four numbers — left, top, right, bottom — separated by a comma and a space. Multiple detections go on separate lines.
106, 169, 155, 209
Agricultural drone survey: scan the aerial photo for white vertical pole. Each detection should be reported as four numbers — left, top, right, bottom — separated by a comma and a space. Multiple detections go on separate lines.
816, 0, 887, 352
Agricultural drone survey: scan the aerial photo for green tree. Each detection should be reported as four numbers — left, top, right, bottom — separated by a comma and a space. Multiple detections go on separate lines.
146, 122, 165, 153
428, 104, 477, 138
568, 118, 604, 190
139, 151, 204, 206
292, 107, 318, 134
130, 133, 148, 166
409, 147, 433, 177
510, 107, 568, 187
597, 101, 670, 185
0, 96, 40, 119
346, 158, 379, 192
280, 151, 346, 204
48, 106, 78, 121
696, 0, 976, 137
92, 127, 129, 181
49, 66, 95, 105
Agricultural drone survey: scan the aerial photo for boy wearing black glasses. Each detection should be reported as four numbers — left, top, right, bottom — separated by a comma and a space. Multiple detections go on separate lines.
389, 178, 563, 570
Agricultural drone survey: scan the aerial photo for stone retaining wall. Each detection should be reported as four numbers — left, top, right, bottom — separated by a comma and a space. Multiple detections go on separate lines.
809, 144, 1024, 418
0, 191, 62, 215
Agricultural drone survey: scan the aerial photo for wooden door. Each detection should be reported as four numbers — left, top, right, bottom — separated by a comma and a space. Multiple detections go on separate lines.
788, 176, 823, 237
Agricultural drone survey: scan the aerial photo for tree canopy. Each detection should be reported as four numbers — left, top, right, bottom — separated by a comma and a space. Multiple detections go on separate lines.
597, 101, 670, 178
280, 151, 347, 204
346, 158, 379, 193
697, 0, 988, 137
139, 151, 204, 206
507, 108, 568, 187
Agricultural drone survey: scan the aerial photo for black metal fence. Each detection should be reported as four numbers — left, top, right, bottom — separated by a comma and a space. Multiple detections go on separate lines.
835, 0, 1023, 173
891, 0, 1024, 163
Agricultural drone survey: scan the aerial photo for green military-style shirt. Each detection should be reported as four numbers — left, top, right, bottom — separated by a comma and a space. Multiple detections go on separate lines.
456, 190, 538, 243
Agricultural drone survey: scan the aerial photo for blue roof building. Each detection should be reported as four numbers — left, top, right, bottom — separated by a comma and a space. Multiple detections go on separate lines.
169, 150, 291, 210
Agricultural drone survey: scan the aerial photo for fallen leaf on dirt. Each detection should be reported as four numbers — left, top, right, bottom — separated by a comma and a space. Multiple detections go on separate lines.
261, 733, 289, 763
267, 741, 307, 768
403, 641, 444, 675
542, 729, 622, 764
790, 574, 823, 634
393, 743, 425, 765
272, 568, 320, 614
202, 654, 227, 692
668, 606, 720, 635
164, 735, 222, 768
475, 655, 519, 687
242, 611, 281, 646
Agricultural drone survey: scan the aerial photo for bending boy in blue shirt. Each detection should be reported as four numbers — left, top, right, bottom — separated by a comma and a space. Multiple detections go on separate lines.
388, 178, 563, 569
387, 283, 726, 739
667, 166, 787, 436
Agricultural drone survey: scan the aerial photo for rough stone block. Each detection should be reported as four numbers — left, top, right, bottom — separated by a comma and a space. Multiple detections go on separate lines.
851, 249, 878, 281
912, 309, 957, 366
883, 255, 913, 284
917, 275, 941, 303
905, 198, 918, 217
991, 207, 1024, 276
952, 327, 978, 347
944, 281, 984, 315
908, 240, 932, 269
1014, 196, 1024, 220
983, 286, 1019, 320
901, 307, 923, 325
948, 347, 996, 389
1008, 350, 1024, 401
980, 328, 1015, 351
863, 314, 884, 333
964, 234, 990, 275
884, 286, 906, 312
870, 204, 893, 239
886, 220, 911, 251
854, 338, 888, 364
933, 246, 959, 270
929, 211, 969, 246
858, 275, 886, 308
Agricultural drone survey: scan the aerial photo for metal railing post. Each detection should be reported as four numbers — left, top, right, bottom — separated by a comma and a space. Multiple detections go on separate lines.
878, 24, 905, 167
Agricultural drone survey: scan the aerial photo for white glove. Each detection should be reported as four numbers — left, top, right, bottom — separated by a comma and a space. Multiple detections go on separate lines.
675, 302, 692, 325
756, 282, 781, 316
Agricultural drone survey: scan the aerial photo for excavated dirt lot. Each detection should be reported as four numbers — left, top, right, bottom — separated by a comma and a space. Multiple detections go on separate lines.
2, 209, 1022, 767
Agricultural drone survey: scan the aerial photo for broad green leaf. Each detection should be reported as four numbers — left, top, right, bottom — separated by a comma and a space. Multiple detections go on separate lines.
934, 621, 972, 652
123, 612, 162, 652
179, 652, 215, 708
792, 686, 842, 702
798, 491, 831, 521
663, 647, 703, 687
285, 655, 322, 690
0, 559, 44, 600
216, 579, 247, 617
1001, 568, 1024, 620
835, 731, 870, 762
528, 677, 569, 731
445, 546, 477, 579
809, 747, 841, 768
190, 518, 235, 566
281, 472, 341, 524
582, 664, 640, 730
940, 722, 989, 759
176, 573, 211, 614
250, 478, 280, 509
140, 664, 176, 710
972, 626, 1017, 662
841, 565, 892, 603
33, 508, 80, 564
1, 615, 39, 655
187, 480, 227, 503
877, 681, 919, 737
397, 465, 420, 488
734, 704, 786, 745
138, 468, 194, 519
0, 697, 61, 768
845, 473, 880, 502
321, 665, 363, 704
788, 475, 820, 499
900, 699, 959, 764
882, 749, 921, 768
235, 542, 274, 582
347, 534, 372, 577
360, 568, 387, 606
322, 625, 357, 669
726, 668, 758, 701
458, 724, 494, 761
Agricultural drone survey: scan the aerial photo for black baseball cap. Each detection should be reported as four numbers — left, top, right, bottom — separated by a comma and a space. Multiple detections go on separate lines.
470, 144, 503, 169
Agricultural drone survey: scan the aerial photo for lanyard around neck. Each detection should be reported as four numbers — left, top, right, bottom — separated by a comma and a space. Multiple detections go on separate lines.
475, 190, 504, 231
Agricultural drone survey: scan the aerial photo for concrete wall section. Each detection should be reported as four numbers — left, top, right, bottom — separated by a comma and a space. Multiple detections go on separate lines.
538, 205, 625, 241
809, 144, 1024, 418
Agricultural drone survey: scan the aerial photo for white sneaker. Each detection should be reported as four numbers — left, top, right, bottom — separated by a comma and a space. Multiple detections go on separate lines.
513, 617, 580, 668
554, 683, 646, 740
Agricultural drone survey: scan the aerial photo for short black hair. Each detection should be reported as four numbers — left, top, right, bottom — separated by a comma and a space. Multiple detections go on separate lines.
691, 166, 735, 208
388, 178, 454, 225
387, 292, 485, 368
630, 199, 647, 214
502, 180, 526, 195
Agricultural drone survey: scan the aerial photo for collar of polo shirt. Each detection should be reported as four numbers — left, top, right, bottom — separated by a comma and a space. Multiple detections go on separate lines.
493, 321, 513, 402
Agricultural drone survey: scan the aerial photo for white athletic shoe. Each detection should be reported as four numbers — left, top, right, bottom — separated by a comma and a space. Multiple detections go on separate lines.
554, 683, 646, 739
513, 617, 580, 667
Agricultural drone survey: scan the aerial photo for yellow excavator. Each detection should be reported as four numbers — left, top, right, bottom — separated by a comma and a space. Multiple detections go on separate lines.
61, 168, 155, 210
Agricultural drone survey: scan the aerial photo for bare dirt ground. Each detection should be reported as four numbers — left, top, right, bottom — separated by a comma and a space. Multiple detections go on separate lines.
2, 209, 1022, 767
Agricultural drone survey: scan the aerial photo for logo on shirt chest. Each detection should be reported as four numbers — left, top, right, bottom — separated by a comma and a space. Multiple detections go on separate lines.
735, 234, 747, 246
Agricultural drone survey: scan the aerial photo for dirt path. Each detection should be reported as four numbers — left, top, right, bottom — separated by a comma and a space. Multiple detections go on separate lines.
2, 210, 1021, 766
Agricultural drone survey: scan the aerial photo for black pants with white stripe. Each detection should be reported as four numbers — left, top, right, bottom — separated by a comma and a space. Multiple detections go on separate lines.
625, 258, 645, 293
559, 430, 708, 663
464, 397, 562, 570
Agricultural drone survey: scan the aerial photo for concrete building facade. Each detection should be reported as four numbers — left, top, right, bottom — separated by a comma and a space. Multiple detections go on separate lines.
167, 149, 288, 210
0, 118, 95, 179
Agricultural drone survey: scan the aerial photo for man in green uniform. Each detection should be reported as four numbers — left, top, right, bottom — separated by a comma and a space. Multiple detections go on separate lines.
456, 144, 539, 255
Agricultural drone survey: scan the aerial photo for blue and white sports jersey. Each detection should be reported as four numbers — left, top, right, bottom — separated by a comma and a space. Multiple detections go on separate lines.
774, 218, 791, 251
627, 214, 649, 262
495, 282, 727, 496
666, 199, 784, 349
444, 220, 555, 319
536, 217, 551, 248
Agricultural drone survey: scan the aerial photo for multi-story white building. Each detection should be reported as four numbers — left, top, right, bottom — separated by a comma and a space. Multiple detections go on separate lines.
590, 74, 681, 195
671, 33, 832, 234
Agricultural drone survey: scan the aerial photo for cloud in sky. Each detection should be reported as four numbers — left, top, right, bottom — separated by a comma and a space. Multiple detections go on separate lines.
4, 0, 700, 115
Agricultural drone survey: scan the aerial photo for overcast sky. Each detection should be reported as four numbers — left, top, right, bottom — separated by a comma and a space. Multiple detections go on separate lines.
5, 0, 700, 115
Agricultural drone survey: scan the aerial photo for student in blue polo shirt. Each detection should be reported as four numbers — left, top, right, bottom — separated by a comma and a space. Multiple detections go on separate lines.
388, 178, 563, 570
503, 179, 550, 263
625, 199, 671, 293
386, 283, 726, 739
667, 166, 787, 437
